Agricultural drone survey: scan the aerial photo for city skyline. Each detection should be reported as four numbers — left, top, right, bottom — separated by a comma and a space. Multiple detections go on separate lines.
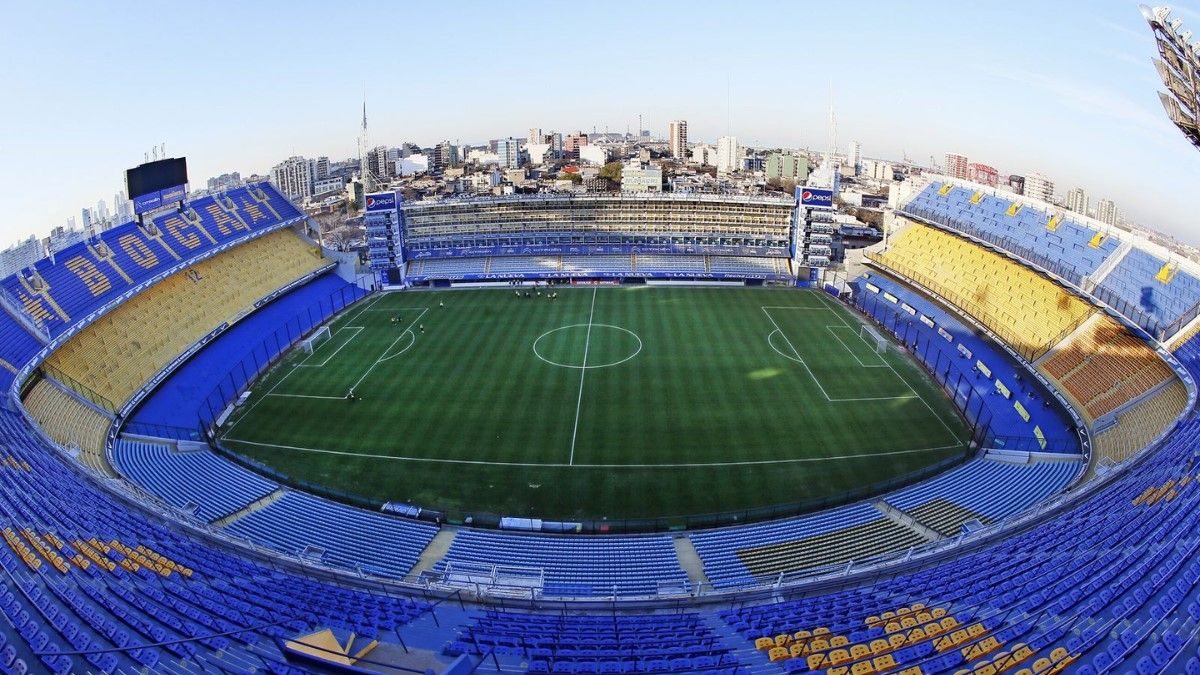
2, 1, 1198, 247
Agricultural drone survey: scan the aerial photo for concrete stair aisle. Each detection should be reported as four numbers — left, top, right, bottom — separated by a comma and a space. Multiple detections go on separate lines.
408, 528, 458, 577
672, 534, 711, 589
209, 489, 285, 528
704, 611, 784, 674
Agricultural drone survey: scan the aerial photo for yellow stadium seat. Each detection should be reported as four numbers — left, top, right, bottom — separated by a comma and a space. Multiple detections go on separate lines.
829, 648, 851, 665
40, 229, 327, 412
754, 637, 774, 650
869, 223, 1093, 361
850, 661, 876, 675
768, 646, 789, 662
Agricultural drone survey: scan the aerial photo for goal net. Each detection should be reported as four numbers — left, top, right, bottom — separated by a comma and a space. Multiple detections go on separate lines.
859, 324, 888, 354
302, 326, 332, 354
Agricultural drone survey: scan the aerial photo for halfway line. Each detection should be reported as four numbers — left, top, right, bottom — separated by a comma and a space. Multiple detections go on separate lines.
569, 287, 598, 465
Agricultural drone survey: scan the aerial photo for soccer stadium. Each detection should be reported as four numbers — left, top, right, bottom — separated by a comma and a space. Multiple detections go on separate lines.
4, 4, 1200, 675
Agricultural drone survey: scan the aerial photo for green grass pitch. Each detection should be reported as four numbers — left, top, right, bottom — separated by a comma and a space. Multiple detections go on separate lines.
219, 286, 971, 521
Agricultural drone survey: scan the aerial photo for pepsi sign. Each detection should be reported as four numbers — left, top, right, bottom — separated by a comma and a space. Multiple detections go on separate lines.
797, 186, 834, 210
365, 191, 399, 212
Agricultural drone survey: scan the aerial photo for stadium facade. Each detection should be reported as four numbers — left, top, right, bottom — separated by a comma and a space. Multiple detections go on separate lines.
1, 165, 1200, 672
366, 191, 834, 286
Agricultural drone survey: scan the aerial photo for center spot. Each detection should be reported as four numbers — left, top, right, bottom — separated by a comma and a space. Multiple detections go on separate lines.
533, 324, 643, 369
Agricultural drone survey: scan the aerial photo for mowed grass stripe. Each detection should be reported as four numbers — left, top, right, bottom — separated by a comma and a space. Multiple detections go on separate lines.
221, 287, 970, 519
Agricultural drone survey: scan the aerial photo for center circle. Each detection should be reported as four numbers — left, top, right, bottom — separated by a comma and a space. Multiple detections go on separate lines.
532, 324, 643, 369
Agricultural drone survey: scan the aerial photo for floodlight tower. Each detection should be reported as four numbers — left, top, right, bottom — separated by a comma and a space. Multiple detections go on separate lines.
1142, 5, 1200, 150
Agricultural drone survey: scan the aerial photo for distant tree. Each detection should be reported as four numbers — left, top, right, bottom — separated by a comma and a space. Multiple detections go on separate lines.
598, 161, 623, 183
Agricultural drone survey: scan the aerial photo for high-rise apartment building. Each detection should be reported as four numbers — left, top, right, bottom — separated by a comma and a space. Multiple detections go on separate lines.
1024, 172, 1055, 203
668, 120, 688, 160
497, 138, 521, 169
270, 156, 315, 200
944, 153, 969, 180
1065, 187, 1089, 215
847, 140, 862, 176
716, 136, 740, 174
1097, 198, 1118, 225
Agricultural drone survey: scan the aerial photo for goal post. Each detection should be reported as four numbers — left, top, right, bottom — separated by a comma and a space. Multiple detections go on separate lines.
859, 324, 888, 355
302, 326, 332, 354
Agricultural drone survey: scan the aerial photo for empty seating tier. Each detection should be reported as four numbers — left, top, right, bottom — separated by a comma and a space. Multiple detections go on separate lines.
904, 181, 1120, 282
883, 459, 1080, 537
42, 229, 328, 410
112, 441, 277, 522
869, 223, 1094, 361
1096, 247, 1200, 336
222, 491, 438, 579
1092, 380, 1189, 464
1039, 315, 1176, 420
20, 378, 110, 472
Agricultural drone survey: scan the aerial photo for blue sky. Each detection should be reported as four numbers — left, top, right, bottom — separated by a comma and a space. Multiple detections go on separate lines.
1, 1, 1198, 245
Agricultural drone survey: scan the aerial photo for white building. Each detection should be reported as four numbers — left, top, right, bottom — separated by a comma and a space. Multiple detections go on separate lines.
399, 154, 429, 176
579, 145, 610, 166
621, 162, 663, 193
690, 144, 715, 165
716, 136, 740, 174
862, 159, 894, 182
1065, 187, 1089, 215
114, 191, 133, 224
1097, 198, 1118, 226
1024, 172, 1055, 203
0, 236, 43, 278
468, 149, 500, 166
526, 143, 551, 166
847, 141, 862, 176
668, 120, 688, 160
270, 156, 315, 200
527, 127, 542, 146
944, 153, 969, 180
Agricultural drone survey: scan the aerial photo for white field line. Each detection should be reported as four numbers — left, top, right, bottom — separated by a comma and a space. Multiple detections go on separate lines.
761, 306, 833, 401
298, 326, 364, 368
766, 330, 916, 402
220, 438, 966, 469
825, 325, 887, 368
813, 291, 965, 443
568, 287, 598, 465
346, 308, 428, 392
376, 330, 416, 363
222, 296, 406, 433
